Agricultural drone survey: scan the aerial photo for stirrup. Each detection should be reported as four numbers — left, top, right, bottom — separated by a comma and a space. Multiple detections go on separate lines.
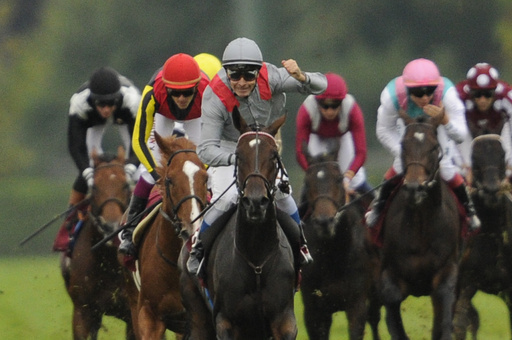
187, 251, 203, 275
365, 209, 380, 228
118, 231, 136, 256
300, 245, 313, 265
468, 214, 481, 231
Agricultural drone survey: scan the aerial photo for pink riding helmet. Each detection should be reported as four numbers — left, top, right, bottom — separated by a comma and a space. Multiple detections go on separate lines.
402, 58, 442, 87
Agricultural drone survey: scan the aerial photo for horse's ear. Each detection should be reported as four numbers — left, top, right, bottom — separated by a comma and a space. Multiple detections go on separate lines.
329, 140, 341, 161
303, 141, 313, 165
398, 109, 415, 126
264, 114, 286, 137
117, 146, 126, 163
232, 106, 250, 134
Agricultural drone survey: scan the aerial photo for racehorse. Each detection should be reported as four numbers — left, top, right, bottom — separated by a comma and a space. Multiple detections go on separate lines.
453, 134, 512, 339
180, 111, 297, 340
60, 147, 134, 340
127, 134, 208, 339
300, 146, 381, 340
378, 118, 461, 340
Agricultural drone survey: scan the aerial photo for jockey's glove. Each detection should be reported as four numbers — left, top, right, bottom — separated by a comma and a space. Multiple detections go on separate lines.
82, 167, 94, 187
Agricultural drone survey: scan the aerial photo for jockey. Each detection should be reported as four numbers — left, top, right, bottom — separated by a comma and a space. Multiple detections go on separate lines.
186, 37, 328, 275
53, 66, 141, 252
454, 63, 512, 182
295, 72, 373, 210
119, 53, 210, 256
365, 58, 481, 231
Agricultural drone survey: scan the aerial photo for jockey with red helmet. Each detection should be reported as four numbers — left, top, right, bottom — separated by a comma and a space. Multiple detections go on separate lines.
186, 37, 328, 275
295, 72, 373, 203
119, 53, 210, 255
366, 58, 481, 231
454, 63, 512, 181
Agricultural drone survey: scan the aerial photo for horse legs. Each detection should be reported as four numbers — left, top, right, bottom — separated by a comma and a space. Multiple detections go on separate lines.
431, 264, 458, 340
72, 304, 101, 340
501, 290, 512, 340
346, 299, 369, 340
138, 301, 166, 340
453, 285, 478, 340
367, 295, 382, 340
384, 303, 409, 340
270, 309, 298, 340
302, 302, 332, 340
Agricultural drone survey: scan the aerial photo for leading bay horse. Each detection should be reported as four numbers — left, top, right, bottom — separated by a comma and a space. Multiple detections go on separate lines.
378, 118, 461, 340
60, 147, 134, 339
453, 134, 512, 339
180, 112, 297, 340
126, 134, 208, 339
300, 146, 381, 340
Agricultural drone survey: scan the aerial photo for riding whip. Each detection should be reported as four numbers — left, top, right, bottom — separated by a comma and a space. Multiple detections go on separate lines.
18, 197, 90, 247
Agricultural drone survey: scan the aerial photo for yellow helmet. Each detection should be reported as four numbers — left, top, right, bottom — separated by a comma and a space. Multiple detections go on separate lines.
194, 53, 222, 80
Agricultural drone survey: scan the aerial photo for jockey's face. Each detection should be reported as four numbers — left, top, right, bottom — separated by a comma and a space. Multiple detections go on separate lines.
471, 89, 495, 112
409, 93, 434, 108
318, 99, 342, 120
95, 104, 117, 118
226, 66, 259, 98
167, 87, 197, 110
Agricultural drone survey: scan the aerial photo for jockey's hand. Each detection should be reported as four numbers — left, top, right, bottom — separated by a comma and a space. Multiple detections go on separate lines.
281, 59, 307, 83
82, 167, 94, 187
343, 170, 355, 195
424, 104, 448, 125
124, 163, 137, 181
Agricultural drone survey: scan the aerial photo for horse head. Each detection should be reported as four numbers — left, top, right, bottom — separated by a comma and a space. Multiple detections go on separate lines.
89, 147, 131, 235
471, 134, 507, 207
303, 144, 345, 238
155, 133, 208, 239
232, 107, 285, 223
400, 116, 442, 206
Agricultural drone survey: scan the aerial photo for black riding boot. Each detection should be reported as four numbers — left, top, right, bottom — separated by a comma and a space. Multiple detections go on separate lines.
119, 195, 148, 256
365, 175, 401, 227
452, 183, 481, 231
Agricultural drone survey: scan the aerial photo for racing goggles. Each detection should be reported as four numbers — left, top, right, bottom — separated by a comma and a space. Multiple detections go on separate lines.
408, 86, 437, 98
318, 100, 342, 110
226, 68, 259, 81
167, 88, 196, 98
94, 99, 117, 107
471, 89, 495, 99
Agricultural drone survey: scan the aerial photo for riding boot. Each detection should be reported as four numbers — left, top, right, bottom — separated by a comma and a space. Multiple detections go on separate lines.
53, 190, 86, 252
298, 221, 313, 265
187, 224, 207, 275
119, 195, 148, 256
365, 176, 401, 228
452, 183, 481, 231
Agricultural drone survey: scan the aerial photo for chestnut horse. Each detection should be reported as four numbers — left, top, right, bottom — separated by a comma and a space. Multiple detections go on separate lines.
453, 134, 512, 339
60, 147, 134, 339
300, 146, 381, 340
180, 112, 297, 340
127, 135, 208, 339
378, 119, 461, 340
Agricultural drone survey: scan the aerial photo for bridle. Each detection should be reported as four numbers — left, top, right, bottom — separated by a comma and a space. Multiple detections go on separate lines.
89, 163, 130, 235
235, 131, 284, 199
306, 161, 344, 212
161, 149, 207, 237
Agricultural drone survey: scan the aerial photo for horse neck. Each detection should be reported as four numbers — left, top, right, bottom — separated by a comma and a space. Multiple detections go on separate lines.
235, 204, 279, 263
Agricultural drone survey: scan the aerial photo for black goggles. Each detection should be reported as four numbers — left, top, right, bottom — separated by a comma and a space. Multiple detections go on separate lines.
318, 100, 342, 110
226, 68, 259, 81
471, 89, 495, 99
94, 99, 117, 107
408, 86, 437, 98
167, 88, 196, 98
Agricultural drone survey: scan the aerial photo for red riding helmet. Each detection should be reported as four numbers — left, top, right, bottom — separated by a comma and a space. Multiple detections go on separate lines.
162, 53, 202, 89
466, 63, 499, 90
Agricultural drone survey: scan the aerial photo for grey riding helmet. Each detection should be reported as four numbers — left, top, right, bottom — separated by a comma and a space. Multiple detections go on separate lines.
222, 37, 263, 69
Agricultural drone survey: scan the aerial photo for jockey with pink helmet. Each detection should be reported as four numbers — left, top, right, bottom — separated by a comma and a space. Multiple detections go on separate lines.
454, 62, 512, 182
366, 58, 481, 231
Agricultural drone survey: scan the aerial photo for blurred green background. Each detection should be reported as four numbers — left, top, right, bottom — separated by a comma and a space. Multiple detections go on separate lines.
2, 0, 512, 256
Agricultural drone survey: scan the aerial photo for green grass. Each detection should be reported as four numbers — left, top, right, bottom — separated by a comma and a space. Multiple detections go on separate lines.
0, 256, 510, 339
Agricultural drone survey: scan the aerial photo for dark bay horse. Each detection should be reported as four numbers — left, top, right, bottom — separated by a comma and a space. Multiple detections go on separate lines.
300, 147, 381, 340
453, 134, 512, 339
378, 119, 461, 340
60, 147, 134, 340
126, 134, 208, 339
180, 113, 297, 340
